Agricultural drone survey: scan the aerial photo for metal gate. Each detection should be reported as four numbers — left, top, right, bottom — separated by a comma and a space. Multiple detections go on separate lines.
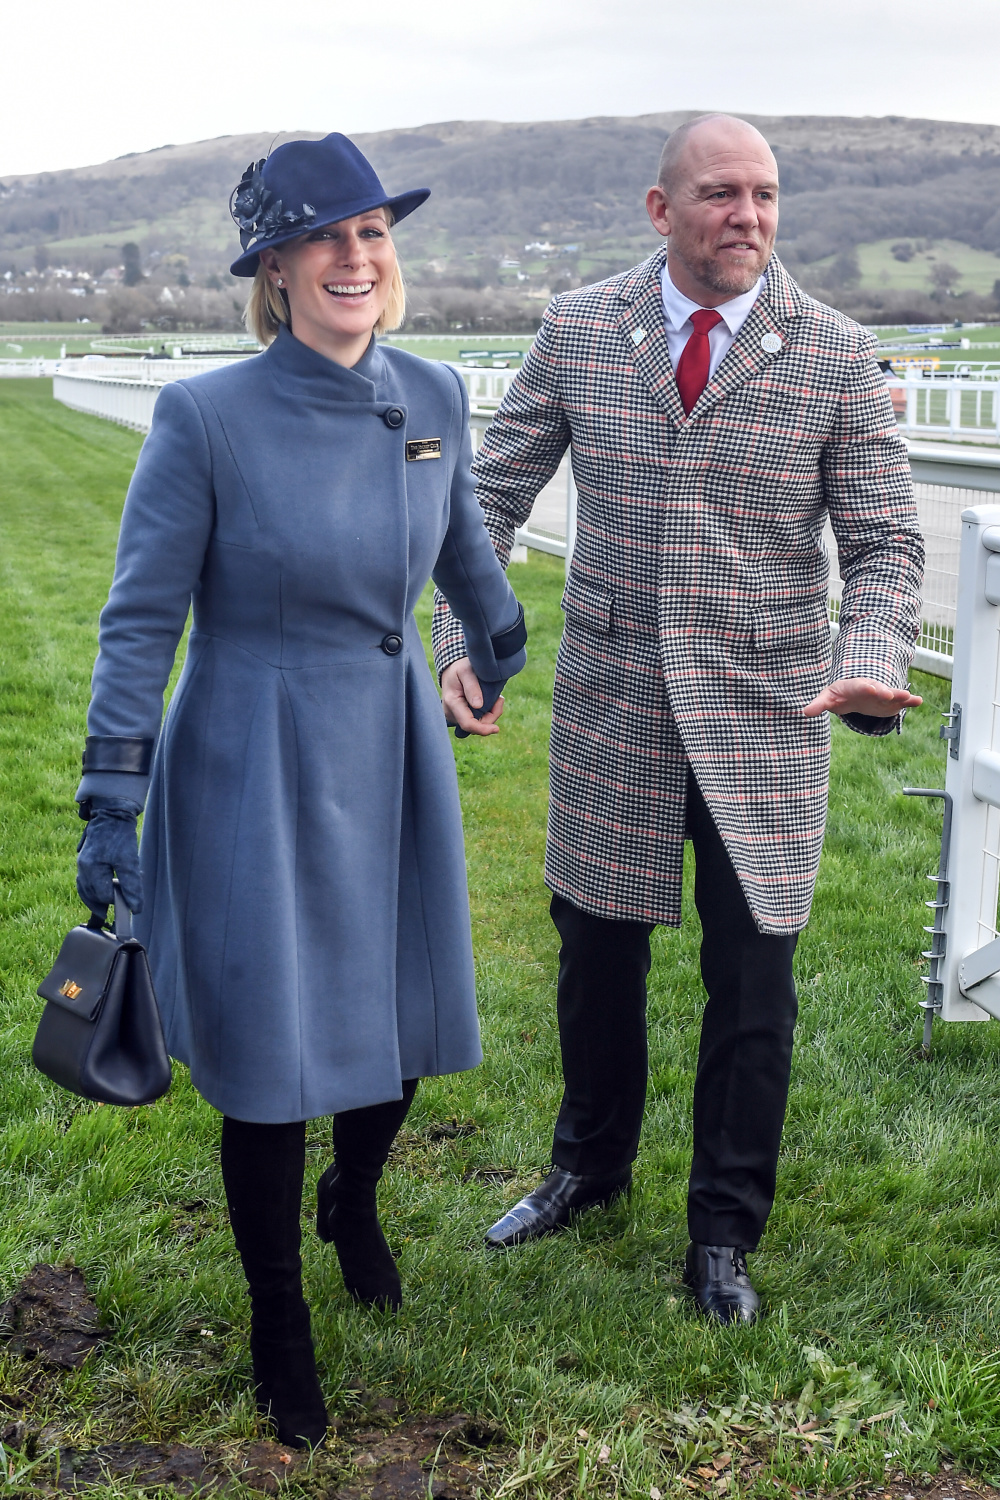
907, 504, 1000, 1045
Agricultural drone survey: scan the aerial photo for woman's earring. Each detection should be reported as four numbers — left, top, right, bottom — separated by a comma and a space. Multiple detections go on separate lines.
276, 278, 284, 287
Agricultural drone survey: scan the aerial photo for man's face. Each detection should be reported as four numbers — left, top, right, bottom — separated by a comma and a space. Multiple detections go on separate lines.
646, 123, 779, 305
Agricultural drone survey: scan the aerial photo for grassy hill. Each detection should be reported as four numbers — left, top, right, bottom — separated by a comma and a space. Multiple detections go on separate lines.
3, 111, 1000, 329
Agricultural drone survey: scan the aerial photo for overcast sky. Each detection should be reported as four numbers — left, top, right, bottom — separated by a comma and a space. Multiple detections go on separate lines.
2, 0, 998, 178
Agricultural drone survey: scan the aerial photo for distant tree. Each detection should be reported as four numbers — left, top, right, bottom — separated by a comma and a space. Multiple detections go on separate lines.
929, 261, 960, 295
890, 241, 914, 261
827, 249, 861, 287
34, 244, 48, 272
122, 243, 143, 286
993, 278, 1000, 305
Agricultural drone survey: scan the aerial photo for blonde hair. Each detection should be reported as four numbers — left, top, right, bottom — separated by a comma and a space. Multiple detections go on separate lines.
243, 212, 406, 345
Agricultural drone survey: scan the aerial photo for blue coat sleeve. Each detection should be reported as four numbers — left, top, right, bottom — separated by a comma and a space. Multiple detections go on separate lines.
77, 381, 215, 805
430, 367, 526, 689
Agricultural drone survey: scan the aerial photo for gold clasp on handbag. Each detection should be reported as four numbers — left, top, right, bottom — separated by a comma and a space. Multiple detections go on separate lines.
59, 979, 83, 999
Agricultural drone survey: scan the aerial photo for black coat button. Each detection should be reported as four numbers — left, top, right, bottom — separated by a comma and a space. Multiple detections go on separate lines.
381, 633, 403, 656
383, 407, 405, 429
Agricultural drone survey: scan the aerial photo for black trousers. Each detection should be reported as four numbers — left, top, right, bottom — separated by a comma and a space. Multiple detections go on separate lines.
551, 767, 799, 1250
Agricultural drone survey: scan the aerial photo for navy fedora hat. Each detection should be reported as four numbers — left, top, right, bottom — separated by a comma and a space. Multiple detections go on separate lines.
229, 132, 429, 277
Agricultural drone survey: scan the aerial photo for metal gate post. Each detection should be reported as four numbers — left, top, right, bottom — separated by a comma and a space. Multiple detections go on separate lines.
934, 505, 1000, 1025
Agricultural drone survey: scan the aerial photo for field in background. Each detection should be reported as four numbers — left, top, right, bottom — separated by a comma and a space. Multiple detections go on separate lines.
2, 378, 1000, 1493
6, 325, 1000, 375
813, 239, 1000, 298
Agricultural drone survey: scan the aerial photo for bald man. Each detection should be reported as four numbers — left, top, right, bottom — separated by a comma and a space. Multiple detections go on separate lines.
434, 115, 923, 1322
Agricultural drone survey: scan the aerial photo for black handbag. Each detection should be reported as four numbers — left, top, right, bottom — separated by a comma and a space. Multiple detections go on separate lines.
33, 880, 171, 1106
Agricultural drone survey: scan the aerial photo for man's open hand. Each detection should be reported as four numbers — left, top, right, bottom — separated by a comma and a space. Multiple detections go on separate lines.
803, 677, 923, 719
441, 657, 504, 736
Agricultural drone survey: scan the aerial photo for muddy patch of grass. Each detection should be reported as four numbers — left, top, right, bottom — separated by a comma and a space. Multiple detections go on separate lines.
0, 1265, 106, 1371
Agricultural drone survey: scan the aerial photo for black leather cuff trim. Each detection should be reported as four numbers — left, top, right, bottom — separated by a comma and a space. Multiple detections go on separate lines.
82, 735, 155, 774
491, 602, 526, 660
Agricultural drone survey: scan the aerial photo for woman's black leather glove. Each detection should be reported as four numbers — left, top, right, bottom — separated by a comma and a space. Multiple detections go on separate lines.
76, 796, 144, 916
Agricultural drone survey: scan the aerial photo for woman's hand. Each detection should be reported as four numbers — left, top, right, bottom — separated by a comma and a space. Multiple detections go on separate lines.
76, 798, 144, 915
441, 658, 504, 737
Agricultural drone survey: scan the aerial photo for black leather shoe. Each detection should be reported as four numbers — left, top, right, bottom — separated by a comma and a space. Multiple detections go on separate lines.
484, 1166, 631, 1248
683, 1243, 760, 1325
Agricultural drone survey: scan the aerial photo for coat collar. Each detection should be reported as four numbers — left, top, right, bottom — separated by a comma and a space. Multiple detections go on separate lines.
263, 323, 388, 402
615, 246, 803, 428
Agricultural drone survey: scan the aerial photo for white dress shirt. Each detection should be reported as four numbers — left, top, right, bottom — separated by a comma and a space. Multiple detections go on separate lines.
660, 259, 765, 381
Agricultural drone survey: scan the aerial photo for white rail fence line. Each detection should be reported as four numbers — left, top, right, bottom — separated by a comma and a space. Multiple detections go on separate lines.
886, 377, 1000, 443
47, 364, 1000, 680
51, 361, 237, 431
0, 359, 62, 377
906, 507, 1000, 1047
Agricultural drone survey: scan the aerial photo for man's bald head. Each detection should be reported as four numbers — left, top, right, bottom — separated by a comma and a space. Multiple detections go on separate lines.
657, 114, 777, 197
645, 113, 780, 304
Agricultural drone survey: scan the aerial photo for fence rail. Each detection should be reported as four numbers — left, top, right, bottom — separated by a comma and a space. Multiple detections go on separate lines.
910, 506, 1000, 1041
886, 376, 1000, 442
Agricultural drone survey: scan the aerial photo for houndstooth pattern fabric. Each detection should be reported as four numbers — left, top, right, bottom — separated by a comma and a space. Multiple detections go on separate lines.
433, 250, 924, 933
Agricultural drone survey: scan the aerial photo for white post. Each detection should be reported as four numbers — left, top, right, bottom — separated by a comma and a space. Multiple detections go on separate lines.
937, 506, 1000, 1023
566, 460, 577, 575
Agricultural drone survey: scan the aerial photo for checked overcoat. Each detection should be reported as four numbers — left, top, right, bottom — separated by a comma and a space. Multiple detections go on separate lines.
433, 250, 924, 935
79, 327, 525, 1122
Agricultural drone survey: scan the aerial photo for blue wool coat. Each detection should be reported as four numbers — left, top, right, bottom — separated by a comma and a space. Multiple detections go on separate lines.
78, 327, 525, 1122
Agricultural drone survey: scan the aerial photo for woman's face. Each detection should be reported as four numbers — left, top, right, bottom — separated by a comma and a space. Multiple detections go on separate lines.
261, 209, 396, 365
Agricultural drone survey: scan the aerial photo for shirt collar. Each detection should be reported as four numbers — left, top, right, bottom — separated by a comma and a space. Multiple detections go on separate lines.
660, 257, 765, 337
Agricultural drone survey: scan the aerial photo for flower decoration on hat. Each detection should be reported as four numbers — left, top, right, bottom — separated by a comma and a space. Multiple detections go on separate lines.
230, 159, 317, 251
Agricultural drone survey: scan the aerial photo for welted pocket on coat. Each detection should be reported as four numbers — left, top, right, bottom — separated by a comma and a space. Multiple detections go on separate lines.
751, 604, 831, 657
561, 573, 614, 635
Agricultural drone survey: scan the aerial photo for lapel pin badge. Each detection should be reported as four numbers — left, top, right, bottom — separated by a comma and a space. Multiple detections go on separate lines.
760, 332, 783, 354
630, 327, 647, 346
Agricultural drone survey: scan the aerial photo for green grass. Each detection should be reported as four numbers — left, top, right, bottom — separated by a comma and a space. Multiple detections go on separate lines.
0, 322, 100, 336
2, 377, 1000, 1495
381, 334, 532, 365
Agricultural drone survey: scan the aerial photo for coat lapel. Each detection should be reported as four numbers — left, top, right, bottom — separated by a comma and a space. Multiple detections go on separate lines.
689, 256, 803, 422
615, 248, 687, 428
616, 251, 805, 429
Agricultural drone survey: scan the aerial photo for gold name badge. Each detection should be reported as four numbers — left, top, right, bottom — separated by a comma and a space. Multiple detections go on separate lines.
405, 438, 442, 462
59, 979, 83, 999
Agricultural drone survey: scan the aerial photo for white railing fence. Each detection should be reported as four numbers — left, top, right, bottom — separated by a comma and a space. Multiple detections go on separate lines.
51, 359, 250, 431
0, 359, 61, 377
827, 444, 1000, 679
906, 506, 1000, 1047
886, 376, 1000, 442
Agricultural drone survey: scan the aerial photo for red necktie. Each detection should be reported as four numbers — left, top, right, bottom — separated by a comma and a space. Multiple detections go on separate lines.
675, 308, 723, 415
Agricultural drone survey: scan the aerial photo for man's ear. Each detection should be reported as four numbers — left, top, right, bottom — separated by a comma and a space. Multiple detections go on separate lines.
646, 185, 671, 239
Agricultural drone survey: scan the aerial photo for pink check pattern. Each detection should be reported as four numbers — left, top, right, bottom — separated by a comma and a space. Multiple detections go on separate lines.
433, 251, 924, 934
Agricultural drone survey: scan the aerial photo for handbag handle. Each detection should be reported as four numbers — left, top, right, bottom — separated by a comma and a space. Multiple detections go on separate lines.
111, 879, 133, 941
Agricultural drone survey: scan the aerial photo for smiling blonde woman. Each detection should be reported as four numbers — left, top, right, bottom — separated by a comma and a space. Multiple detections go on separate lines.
73, 132, 526, 1449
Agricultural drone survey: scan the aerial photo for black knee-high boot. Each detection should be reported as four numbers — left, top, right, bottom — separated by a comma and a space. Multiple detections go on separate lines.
316, 1080, 418, 1312
221, 1117, 328, 1449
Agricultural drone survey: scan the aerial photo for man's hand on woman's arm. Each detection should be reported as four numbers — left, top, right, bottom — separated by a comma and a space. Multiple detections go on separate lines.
441, 658, 505, 737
